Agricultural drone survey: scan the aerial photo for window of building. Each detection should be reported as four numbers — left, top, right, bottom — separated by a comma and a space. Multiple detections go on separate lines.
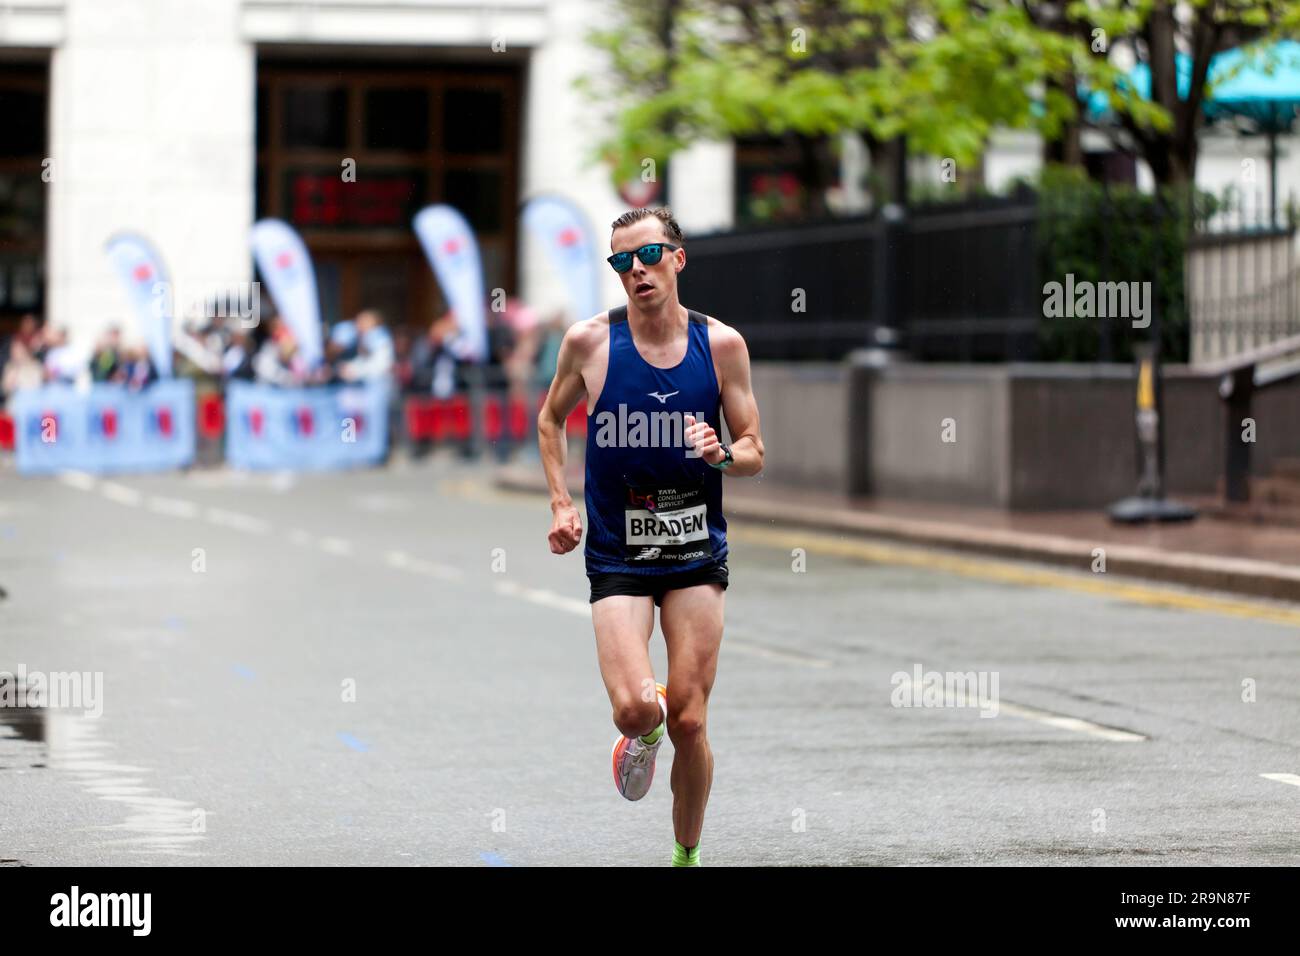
0, 64, 48, 333
256, 63, 520, 330
734, 134, 842, 226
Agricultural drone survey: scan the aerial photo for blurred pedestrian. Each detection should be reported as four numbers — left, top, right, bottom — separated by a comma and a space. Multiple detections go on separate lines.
2, 339, 44, 400
90, 325, 124, 382
117, 343, 158, 391
337, 309, 393, 384
253, 319, 308, 387
41, 327, 82, 384
410, 311, 460, 398
223, 331, 255, 381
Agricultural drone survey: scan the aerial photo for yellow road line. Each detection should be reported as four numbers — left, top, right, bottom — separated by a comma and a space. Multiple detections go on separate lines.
729, 525, 1300, 628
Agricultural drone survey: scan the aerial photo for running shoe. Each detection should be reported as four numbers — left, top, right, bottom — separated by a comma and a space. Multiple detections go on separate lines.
611, 682, 668, 801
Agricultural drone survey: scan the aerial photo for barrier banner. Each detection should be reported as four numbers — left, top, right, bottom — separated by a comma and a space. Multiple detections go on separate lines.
413, 204, 487, 363
251, 218, 325, 368
225, 381, 389, 471
521, 194, 600, 326
11, 380, 196, 475
104, 232, 175, 378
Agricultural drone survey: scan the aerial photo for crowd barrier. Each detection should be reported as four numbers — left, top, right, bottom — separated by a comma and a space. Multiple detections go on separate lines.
0, 380, 588, 473
9, 380, 196, 475
403, 392, 586, 443
225, 380, 389, 471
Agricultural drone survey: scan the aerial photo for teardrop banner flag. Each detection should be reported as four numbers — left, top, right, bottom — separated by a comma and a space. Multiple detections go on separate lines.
251, 218, 324, 368
104, 232, 174, 378
521, 194, 599, 326
413, 205, 487, 363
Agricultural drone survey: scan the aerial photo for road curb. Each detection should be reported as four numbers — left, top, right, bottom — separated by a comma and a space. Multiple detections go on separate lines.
498, 466, 1300, 604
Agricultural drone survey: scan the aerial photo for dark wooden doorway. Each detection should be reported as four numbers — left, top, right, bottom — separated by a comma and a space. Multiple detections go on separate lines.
256, 59, 521, 331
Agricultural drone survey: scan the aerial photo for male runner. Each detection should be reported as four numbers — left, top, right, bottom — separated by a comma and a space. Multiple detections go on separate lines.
537, 207, 764, 866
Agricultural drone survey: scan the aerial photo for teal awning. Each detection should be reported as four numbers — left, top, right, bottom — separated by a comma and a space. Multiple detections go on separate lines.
1086, 40, 1300, 133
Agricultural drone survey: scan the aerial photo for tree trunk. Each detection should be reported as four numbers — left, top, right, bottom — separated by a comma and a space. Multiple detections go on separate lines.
1042, 73, 1084, 170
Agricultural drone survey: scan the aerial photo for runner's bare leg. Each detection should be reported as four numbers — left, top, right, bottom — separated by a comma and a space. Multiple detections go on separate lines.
659, 582, 725, 848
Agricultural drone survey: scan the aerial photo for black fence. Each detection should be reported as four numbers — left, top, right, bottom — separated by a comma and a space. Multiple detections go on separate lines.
678, 197, 1041, 362
676, 215, 882, 361
679, 189, 1299, 365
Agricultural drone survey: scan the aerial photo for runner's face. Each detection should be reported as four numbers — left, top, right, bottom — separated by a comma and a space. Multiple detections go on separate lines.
611, 220, 683, 311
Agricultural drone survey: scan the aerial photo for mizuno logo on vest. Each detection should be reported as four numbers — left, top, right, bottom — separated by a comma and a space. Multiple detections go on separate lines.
593, 403, 707, 456
647, 390, 679, 404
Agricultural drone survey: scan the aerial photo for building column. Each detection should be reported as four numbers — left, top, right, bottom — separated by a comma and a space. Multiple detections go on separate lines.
47, 0, 253, 350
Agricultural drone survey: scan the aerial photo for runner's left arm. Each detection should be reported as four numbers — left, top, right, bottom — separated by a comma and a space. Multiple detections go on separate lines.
695, 325, 764, 478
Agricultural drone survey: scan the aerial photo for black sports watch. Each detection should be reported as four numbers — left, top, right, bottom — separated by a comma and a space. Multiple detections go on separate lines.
710, 443, 734, 471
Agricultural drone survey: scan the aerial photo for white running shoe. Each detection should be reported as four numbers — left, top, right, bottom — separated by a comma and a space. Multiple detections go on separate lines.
611, 683, 668, 801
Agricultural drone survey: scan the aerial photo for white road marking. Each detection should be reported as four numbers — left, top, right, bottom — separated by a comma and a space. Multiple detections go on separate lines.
724, 639, 833, 668
383, 549, 462, 580
58, 471, 97, 491
408, 558, 464, 581
890, 676, 1145, 740
43, 712, 204, 856
99, 482, 143, 507
993, 701, 1146, 741
1260, 773, 1300, 788
353, 494, 413, 513
147, 496, 200, 519
495, 580, 589, 615
269, 471, 296, 493
204, 507, 271, 535
319, 536, 353, 557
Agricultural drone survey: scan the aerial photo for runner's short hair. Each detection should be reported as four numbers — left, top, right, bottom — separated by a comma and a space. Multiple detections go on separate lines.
611, 207, 685, 246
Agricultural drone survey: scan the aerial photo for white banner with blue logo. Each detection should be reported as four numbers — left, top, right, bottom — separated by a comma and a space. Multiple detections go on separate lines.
11, 381, 196, 475
104, 232, 174, 378
251, 218, 325, 369
225, 381, 389, 471
522, 194, 600, 326
413, 204, 487, 363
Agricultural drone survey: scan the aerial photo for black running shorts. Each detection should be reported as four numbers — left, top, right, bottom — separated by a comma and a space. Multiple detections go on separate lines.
588, 560, 729, 606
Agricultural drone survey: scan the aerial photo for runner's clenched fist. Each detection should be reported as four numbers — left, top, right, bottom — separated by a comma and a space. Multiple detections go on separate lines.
549, 503, 583, 554
684, 414, 724, 466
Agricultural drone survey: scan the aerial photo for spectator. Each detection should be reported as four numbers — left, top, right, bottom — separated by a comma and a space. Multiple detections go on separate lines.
337, 309, 394, 384
2, 339, 44, 400
409, 311, 460, 398
392, 326, 414, 393
116, 343, 157, 391
90, 325, 124, 382
14, 313, 41, 353
41, 327, 82, 384
253, 319, 307, 387
494, 297, 545, 403
222, 330, 255, 381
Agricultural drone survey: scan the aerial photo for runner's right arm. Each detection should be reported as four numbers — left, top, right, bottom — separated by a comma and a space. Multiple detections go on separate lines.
538, 322, 591, 554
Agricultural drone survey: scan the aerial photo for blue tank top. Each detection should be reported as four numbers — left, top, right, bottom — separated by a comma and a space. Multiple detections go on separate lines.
584, 305, 727, 575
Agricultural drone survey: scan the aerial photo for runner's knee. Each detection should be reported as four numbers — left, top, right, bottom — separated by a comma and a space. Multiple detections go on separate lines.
667, 706, 706, 745
612, 696, 661, 738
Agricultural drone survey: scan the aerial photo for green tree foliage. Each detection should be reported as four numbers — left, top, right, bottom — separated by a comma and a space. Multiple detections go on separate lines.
1034, 165, 1221, 362
1069, 0, 1294, 185
581, 0, 1294, 191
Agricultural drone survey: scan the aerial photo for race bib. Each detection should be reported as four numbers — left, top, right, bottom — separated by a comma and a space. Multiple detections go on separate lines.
623, 481, 713, 564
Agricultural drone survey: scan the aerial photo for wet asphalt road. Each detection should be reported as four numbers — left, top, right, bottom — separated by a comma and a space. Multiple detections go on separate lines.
2, 455, 1299, 866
